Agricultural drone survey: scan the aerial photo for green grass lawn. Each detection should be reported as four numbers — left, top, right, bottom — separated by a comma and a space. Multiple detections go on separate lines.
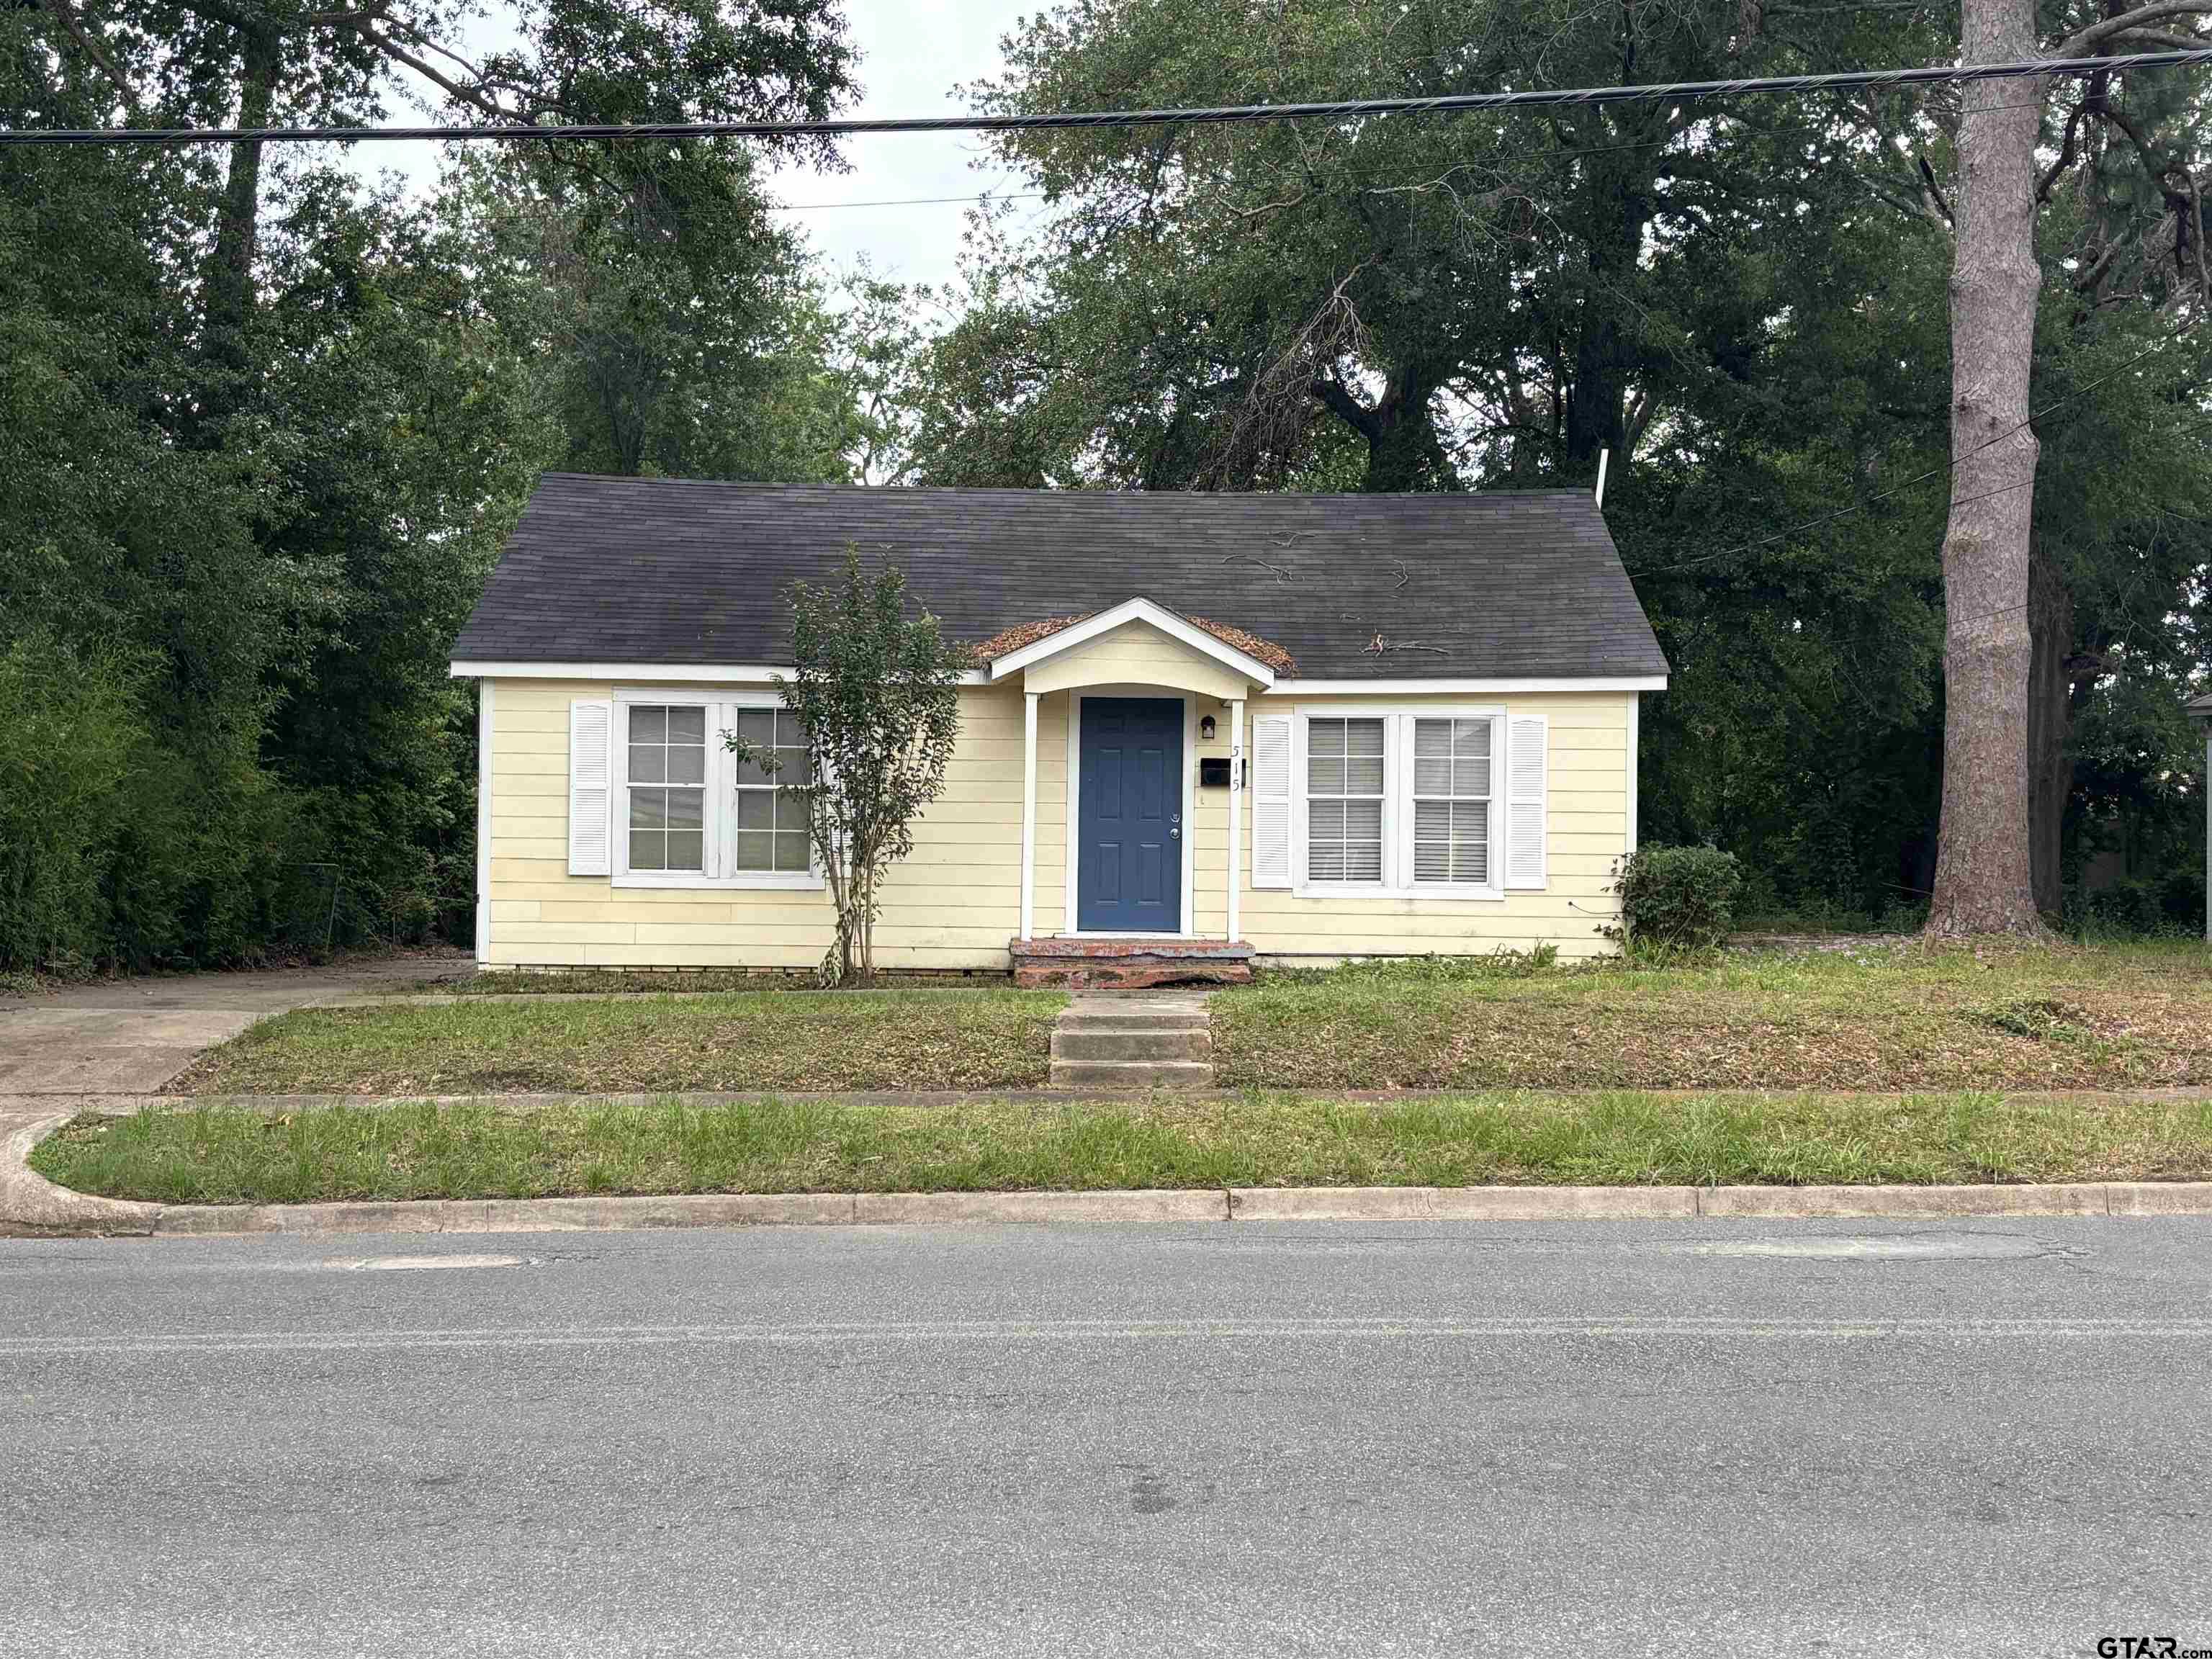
34, 1089, 2212, 1205
1213, 940, 2212, 1092
174, 987, 1064, 1096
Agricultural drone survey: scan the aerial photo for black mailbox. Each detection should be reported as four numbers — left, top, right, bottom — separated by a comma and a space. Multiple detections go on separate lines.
1199, 757, 1244, 788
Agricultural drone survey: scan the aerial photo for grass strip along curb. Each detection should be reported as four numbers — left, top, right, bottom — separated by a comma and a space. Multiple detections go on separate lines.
27, 1089, 2212, 1210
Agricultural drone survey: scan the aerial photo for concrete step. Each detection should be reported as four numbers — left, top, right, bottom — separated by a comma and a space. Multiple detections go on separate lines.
1048, 1059, 1216, 1091
1056, 1011, 1210, 1034
1051, 1028, 1212, 1063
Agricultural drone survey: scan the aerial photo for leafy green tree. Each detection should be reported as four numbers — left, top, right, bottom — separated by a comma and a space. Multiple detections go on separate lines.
1, 0, 868, 971
924, 0, 2209, 928
24, 0, 856, 391
917, 0, 1951, 493
730, 552, 964, 985
441, 140, 860, 481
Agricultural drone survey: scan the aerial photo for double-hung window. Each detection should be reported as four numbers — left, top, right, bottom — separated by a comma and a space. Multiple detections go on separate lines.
613, 694, 819, 889
626, 705, 708, 873
1305, 717, 1387, 883
1410, 716, 1493, 886
732, 708, 813, 874
1297, 709, 1503, 896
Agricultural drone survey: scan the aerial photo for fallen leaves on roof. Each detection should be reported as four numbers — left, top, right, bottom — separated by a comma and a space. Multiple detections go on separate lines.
966, 613, 1096, 664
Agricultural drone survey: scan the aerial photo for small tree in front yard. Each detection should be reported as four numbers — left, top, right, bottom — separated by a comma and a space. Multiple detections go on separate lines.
730, 548, 964, 986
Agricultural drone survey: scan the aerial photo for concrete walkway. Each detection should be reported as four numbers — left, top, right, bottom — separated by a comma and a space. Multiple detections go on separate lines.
0, 958, 469, 1101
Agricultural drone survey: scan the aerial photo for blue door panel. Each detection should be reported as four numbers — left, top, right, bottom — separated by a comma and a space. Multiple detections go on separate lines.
1077, 699, 1182, 933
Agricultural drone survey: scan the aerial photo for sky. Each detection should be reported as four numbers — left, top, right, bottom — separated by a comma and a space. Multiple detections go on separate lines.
361, 0, 1037, 292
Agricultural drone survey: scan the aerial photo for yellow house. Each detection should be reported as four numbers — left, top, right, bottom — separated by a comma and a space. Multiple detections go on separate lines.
451, 477, 1668, 984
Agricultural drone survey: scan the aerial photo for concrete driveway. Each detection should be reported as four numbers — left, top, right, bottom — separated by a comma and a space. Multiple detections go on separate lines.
0, 958, 469, 1101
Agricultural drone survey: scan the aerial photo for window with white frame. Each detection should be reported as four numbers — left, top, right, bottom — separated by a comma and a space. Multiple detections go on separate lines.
614, 696, 817, 886
1305, 716, 1386, 883
626, 704, 707, 872
732, 707, 812, 873
1410, 716, 1492, 886
1298, 709, 1503, 894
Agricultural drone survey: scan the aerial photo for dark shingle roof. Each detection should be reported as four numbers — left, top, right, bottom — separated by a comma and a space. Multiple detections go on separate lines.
451, 476, 1668, 681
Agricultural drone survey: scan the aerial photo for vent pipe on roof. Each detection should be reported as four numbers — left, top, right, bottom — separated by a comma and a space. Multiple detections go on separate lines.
1593, 448, 1610, 510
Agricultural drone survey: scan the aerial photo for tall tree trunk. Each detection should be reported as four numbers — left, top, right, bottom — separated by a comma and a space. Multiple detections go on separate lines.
2026, 536, 2074, 916
197, 24, 279, 415
1360, 364, 1447, 492
1563, 147, 1651, 469
1924, 0, 2049, 940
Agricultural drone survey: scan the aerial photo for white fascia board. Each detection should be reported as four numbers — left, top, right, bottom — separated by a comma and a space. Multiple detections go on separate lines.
985, 597, 1278, 688
451, 660, 991, 686
1263, 675, 1668, 696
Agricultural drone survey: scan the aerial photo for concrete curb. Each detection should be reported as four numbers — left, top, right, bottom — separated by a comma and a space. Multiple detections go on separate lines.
9, 1118, 2212, 1239
0, 1112, 161, 1237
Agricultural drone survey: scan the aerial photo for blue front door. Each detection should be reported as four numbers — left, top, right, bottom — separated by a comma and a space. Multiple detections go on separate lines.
1076, 698, 1183, 933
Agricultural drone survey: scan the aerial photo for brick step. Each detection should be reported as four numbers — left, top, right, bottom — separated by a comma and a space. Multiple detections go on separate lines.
1047, 1059, 1216, 1091
1051, 1028, 1212, 1063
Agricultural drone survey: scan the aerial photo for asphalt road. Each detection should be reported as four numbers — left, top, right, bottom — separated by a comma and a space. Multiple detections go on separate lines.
4, 1219, 2209, 1658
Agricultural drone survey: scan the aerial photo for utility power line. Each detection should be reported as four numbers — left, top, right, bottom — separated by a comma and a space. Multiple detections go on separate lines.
3, 48, 2208, 147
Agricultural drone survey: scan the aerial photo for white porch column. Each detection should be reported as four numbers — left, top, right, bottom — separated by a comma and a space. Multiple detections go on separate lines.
1020, 691, 1040, 941
475, 678, 494, 966
1227, 697, 1244, 943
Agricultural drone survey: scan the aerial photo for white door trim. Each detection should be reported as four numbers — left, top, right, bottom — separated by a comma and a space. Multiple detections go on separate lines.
1062, 688, 1195, 939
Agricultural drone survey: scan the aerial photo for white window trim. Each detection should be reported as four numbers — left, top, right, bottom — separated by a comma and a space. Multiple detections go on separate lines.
610, 688, 824, 891
1290, 704, 1506, 902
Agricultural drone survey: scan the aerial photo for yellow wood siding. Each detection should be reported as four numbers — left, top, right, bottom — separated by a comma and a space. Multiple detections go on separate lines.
482, 678, 1632, 968
1022, 620, 1254, 701
485, 678, 1047, 970
1210, 693, 1629, 960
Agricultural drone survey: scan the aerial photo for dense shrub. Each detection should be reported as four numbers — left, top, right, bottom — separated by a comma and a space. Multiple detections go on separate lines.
0, 637, 140, 971
1610, 844, 1744, 953
2067, 872, 2208, 940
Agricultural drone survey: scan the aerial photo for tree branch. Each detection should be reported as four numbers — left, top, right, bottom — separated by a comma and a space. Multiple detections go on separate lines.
38, 0, 138, 111
2056, 1, 2212, 56
360, 27, 523, 121
1310, 375, 1380, 439
2073, 238, 2126, 294
1917, 155, 1956, 227
2097, 100, 2194, 211
2037, 101, 2095, 201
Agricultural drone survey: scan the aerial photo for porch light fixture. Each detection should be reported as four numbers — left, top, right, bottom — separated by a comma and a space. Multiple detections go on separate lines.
1200, 714, 1217, 740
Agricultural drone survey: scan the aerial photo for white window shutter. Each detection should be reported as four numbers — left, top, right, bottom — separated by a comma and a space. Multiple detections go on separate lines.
567, 698, 613, 876
1251, 714, 1293, 889
1506, 713, 1547, 889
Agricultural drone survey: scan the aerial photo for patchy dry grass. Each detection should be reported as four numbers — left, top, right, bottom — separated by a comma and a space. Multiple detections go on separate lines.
35, 1089, 2212, 1205
393, 968, 823, 997
174, 988, 1064, 1096
1215, 940, 2212, 1092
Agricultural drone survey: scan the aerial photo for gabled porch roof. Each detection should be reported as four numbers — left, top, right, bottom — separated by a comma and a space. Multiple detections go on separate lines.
979, 598, 1283, 691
